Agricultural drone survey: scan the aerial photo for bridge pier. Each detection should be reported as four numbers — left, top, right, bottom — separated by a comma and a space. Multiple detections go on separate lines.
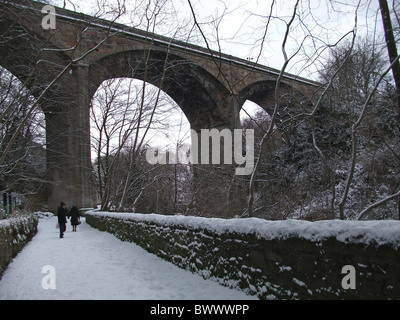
45, 64, 96, 212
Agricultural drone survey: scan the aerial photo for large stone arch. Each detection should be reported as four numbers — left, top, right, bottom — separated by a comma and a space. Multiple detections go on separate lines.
89, 49, 232, 131
0, 7, 73, 99
88, 49, 246, 216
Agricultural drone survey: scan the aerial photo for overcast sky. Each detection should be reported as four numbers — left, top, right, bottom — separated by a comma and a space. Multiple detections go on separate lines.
47, 0, 385, 79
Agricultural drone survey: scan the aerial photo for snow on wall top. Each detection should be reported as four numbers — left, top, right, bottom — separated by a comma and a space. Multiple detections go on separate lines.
86, 211, 400, 248
0, 214, 36, 228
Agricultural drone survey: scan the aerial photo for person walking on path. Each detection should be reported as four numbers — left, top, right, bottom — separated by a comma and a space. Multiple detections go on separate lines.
69, 205, 80, 232
57, 202, 68, 238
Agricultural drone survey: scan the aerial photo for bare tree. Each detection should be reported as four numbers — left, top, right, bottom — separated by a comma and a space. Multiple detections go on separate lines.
90, 78, 141, 210
186, 0, 400, 221
0, 66, 47, 210
90, 76, 179, 211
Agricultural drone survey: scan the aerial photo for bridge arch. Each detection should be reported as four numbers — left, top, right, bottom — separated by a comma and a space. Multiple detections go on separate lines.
0, 17, 72, 101
238, 80, 307, 127
89, 49, 232, 131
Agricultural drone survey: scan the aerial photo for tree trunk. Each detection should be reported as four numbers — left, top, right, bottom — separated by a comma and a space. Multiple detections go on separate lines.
379, 0, 400, 118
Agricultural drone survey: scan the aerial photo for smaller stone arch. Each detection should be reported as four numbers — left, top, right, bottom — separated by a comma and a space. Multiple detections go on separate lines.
238, 80, 310, 129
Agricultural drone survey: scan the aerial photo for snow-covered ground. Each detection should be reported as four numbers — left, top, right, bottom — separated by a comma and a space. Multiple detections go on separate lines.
0, 216, 256, 300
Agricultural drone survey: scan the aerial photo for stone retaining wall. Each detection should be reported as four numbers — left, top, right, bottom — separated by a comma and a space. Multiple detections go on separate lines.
0, 214, 38, 279
85, 212, 400, 299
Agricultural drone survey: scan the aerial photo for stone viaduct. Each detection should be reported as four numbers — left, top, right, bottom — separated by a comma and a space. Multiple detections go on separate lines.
0, 0, 319, 213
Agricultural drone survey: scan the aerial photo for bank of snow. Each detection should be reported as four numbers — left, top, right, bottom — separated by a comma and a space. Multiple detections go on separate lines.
87, 211, 400, 248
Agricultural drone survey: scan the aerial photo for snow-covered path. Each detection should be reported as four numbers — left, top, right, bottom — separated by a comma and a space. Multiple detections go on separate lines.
0, 216, 256, 300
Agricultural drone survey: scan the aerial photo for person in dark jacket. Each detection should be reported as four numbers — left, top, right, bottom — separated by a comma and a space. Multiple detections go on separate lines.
57, 202, 68, 238
69, 205, 80, 232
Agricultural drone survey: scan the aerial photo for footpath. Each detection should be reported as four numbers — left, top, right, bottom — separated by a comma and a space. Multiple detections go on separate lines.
0, 216, 255, 300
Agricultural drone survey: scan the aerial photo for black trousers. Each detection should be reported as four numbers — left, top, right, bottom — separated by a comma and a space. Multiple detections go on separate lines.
59, 223, 66, 237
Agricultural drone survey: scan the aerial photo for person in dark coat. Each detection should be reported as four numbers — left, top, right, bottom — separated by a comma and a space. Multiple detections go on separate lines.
57, 202, 68, 238
69, 205, 80, 232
